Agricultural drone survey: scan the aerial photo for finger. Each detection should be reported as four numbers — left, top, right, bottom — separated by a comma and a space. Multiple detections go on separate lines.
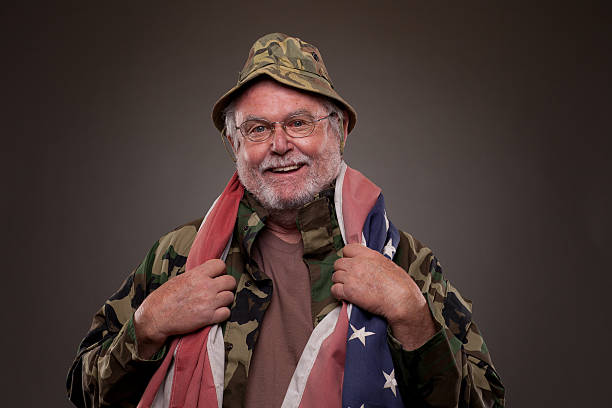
333, 257, 351, 271
342, 243, 371, 258
211, 307, 231, 323
200, 259, 226, 277
213, 274, 237, 291
331, 270, 348, 284
330, 283, 346, 300
215, 290, 235, 307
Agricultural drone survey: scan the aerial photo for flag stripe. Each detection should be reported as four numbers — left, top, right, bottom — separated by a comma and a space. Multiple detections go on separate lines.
338, 164, 381, 245
281, 305, 345, 407
297, 304, 348, 407
207, 325, 225, 408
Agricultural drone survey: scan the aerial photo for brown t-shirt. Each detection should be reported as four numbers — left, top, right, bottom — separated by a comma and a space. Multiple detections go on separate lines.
244, 228, 313, 408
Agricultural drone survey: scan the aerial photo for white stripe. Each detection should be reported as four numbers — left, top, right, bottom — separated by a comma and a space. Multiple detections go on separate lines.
199, 194, 222, 229
281, 305, 342, 408
151, 343, 180, 408
334, 161, 348, 245
207, 325, 225, 408
382, 211, 398, 258
220, 236, 232, 261
383, 239, 396, 259
384, 210, 390, 231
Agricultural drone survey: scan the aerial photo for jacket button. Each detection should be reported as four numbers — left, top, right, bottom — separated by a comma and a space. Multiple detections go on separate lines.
225, 343, 233, 351
245, 281, 252, 287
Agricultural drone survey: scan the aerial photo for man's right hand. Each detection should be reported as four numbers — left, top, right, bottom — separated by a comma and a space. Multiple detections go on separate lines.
133, 259, 236, 359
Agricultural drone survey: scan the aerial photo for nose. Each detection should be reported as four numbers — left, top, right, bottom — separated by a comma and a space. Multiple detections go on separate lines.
270, 123, 293, 155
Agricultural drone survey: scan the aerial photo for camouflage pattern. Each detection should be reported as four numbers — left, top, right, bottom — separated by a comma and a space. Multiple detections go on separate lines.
389, 233, 505, 406
66, 190, 504, 407
211, 32, 357, 134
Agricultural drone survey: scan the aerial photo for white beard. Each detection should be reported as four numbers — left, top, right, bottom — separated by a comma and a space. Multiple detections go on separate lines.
236, 139, 343, 210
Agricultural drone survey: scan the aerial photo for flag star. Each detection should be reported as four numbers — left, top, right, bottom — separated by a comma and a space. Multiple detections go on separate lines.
383, 240, 396, 258
349, 324, 375, 346
382, 369, 398, 397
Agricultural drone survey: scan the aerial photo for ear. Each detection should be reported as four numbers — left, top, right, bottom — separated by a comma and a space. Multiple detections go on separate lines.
341, 110, 349, 144
339, 109, 349, 153
221, 128, 238, 162
224, 128, 236, 150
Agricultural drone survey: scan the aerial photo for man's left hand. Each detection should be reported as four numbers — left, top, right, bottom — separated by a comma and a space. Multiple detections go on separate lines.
331, 243, 437, 350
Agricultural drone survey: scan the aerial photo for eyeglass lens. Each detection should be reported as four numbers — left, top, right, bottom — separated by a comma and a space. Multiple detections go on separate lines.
240, 115, 316, 141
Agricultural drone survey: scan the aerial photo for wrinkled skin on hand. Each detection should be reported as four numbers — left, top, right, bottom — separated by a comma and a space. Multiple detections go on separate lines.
134, 259, 236, 359
331, 243, 436, 350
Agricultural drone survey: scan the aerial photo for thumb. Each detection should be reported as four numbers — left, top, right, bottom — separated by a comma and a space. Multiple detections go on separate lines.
342, 243, 370, 258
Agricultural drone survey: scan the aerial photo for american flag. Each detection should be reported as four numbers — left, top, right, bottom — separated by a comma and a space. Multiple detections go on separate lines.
139, 163, 404, 408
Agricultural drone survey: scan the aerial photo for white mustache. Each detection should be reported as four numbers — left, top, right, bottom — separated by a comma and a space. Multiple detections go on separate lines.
259, 153, 312, 172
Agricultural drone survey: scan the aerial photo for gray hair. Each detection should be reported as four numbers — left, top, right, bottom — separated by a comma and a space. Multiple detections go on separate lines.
223, 96, 345, 153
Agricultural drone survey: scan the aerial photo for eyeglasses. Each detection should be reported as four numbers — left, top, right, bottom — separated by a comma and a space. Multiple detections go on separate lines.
236, 112, 336, 143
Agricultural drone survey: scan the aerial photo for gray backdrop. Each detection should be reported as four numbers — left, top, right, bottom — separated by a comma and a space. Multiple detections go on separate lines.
3, 1, 611, 407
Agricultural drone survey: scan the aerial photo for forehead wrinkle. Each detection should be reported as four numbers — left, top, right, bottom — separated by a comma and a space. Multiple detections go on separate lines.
242, 114, 268, 122
241, 109, 319, 123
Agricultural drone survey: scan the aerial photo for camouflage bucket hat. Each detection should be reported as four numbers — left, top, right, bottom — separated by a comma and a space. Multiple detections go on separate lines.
212, 32, 357, 134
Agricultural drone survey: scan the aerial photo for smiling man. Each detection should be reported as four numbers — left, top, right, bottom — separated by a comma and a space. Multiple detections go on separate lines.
231, 80, 344, 214
67, 33, 505, 408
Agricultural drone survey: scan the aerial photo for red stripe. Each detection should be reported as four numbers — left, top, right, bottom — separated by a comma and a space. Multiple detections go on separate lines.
185, 173, 244, 271
341, 167, 381, 244
137, 339, 180, 408
171, 327, 216, 408
298, 304, 349, 407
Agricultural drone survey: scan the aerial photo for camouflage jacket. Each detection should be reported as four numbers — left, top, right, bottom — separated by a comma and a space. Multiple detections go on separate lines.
67, 190, 504, 407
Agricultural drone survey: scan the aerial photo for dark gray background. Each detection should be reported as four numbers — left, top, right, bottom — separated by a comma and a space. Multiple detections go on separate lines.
3, 1, 611, 407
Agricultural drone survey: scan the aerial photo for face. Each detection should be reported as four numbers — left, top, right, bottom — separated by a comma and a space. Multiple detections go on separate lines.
231, 79, 345, 210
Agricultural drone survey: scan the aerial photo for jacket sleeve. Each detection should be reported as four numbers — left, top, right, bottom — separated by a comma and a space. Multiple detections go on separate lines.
66, 218, 199, 408
388, 231, 505, 407
66, 240, 171, 408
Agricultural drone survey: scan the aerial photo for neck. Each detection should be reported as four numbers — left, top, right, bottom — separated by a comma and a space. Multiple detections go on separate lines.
266, 210, 301, 244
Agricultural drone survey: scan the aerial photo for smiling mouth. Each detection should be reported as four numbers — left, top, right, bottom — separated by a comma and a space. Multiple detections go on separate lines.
268, 164, 304, 173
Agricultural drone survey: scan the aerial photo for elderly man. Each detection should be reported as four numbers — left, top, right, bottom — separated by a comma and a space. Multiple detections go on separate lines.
67, 33, 504, 408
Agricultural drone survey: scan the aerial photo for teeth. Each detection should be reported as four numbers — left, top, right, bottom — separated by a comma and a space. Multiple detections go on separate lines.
271, 165, 301, 172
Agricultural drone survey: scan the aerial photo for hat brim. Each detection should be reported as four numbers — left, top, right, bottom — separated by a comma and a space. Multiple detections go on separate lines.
211, 65, 357, 134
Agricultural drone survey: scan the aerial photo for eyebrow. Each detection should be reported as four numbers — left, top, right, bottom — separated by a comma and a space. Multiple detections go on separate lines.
242, 109, 314, 122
